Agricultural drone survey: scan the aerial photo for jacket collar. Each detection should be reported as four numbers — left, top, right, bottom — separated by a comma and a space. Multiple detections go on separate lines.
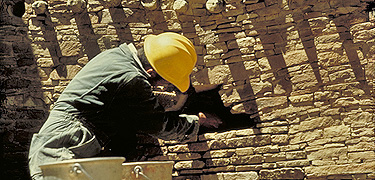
120, 43, 151, 78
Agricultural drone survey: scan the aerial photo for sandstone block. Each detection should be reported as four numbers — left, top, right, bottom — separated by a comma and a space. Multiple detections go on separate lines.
289, 116, 339, 134
203, 149, 235, 158
60, 41, 81, 57
276, 160, 310, 167
343, 111, 373, 127
329, 69, 356, 83
348, 151, 375, 163
168, 144, 190, 153
232, 135, 272, 147
264, 152, 286, 162
307, 147, 347, 161
236, 164, 262, 171
235, 147, 255, 156
256, 96, 288, 112
231, 154, 263, 165
206, 157, 231, 167
37, 58, 54, 68
246, 2, 265, 11
290, 129, 323, 144
206, 42, 228, 55
305, 162, 375, 177
222, 4, 245, 17
283, 50, 309, 67
259, 126, 288, 134
259, 168, 304, 179
203, 165, 236, 173
314, 91, 340, 101
271, 134, 289, 145
236, 37, 256, 48
254, 145, 279, 154
219, 172, 259, 180
208, 65, 232, 84
244, 60, 261, 79
323, 125, 350, 138
286, 151, 306, 160
333, 97, 360, 107
174, 160, 205, 170
348, 142, 375, 152
289, 94, 314, 105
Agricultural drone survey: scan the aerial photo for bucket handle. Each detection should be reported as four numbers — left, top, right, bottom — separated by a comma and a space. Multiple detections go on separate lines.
70, 163, 95, 180
133, 166, 151, 180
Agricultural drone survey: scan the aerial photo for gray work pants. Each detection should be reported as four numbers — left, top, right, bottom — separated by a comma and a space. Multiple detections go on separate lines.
28, 110, 102, 180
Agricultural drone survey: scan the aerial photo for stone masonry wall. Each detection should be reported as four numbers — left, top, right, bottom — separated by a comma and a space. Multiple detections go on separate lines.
1, 0, 375, 179
1, 0, 48, 179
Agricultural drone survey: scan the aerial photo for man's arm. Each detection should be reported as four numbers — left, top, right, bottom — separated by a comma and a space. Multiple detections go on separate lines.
115, 75, 199, 142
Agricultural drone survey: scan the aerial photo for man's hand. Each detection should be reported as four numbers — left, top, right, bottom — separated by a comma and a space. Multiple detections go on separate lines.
198, 112, 223, 128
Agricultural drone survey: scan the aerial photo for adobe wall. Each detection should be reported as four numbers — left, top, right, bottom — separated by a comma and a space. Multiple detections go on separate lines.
1, 0, 374, 179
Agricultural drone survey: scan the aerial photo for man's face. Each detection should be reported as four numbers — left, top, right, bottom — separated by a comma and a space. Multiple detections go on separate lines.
147, 68, 174, 89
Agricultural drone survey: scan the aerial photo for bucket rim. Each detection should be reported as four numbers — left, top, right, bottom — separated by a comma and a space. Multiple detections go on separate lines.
122, 161, 174, 166
40, 157, 125, 167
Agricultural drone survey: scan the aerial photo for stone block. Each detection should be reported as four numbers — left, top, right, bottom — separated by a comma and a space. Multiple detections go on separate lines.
343, 111, 373, 127
234, 135, 272, 147
329, 69, 356, 83
307, 147, 347, 161
235, 147, 255, 156
351, 127, 375, 137
59, 41, 82, 57
276, 160, 310, 167
289, 129, 323, 144
206, 42, 228, 55
286, 151, 306, 160
256, 96, 288, 112
231, 154, 263, 165
203, 165, 236, 173
259, 168, 304, 179
203, 149, 235, 158
254, 145, 279, 154
259, 126, 288, 134
289, 116, 340, 134
264, 152, 287, 162
323, 125, 350, 138
333, 97, 360, 107
348, 142, 375, 152
246, 2, 265, 12
219, 172, 259, 180
289, 94, 314, 105
305, 162, 375, 177
208, 65, 232, 84
222, 4, 245, 17
314, 91, 340, 101
283, 50, 309, 67
271, 134, 289, 145
168, 144, 190, 153
174, 160, 205, 170
317, 52, 349, 68
206, 157, 232, 167
244, 61, 261, 79
348, 151, 375, 163
188, 142, 210, 152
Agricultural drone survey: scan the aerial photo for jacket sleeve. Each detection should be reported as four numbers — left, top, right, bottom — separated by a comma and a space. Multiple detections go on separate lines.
114, 75, 199, 142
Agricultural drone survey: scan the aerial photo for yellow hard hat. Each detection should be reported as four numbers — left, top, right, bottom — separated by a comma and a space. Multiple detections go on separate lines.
144, 32, 197, 92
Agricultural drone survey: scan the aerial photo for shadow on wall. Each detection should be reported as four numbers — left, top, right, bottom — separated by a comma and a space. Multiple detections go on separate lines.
1, 0, 48, 179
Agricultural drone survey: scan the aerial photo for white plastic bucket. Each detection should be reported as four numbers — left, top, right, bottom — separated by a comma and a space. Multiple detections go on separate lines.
122, 161, 174, 180
40, 157, 125, 180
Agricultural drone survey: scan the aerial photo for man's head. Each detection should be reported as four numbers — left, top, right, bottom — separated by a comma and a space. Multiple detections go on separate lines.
142, 32, 197, 93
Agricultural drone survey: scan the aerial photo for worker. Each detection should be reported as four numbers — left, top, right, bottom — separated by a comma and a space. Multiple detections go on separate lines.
28, 32, 222, 180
